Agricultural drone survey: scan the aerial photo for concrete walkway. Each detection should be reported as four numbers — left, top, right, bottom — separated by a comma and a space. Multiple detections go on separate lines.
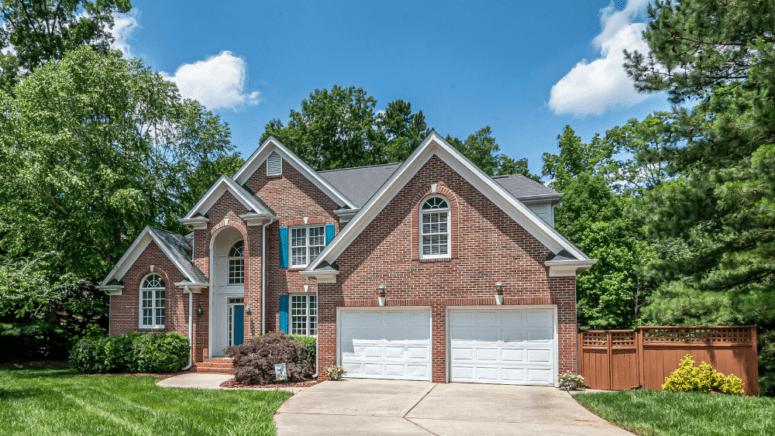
274, 379, 632, 436
157, 373, 306, 393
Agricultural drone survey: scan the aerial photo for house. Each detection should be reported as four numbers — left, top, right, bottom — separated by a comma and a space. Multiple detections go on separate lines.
98, 132, 596, 385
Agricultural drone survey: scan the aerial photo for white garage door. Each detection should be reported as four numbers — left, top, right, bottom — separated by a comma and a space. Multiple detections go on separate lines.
448, 308, 556, 385
338, 308, 431, 381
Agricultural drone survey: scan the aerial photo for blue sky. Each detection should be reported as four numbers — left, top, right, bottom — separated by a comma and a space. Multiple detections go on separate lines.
116, 0, 668, 176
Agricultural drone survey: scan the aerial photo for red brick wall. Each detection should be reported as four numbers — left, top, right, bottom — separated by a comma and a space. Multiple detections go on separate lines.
109, 241, 189, 337
317, 153, 577, 381
243, 159, 340, 332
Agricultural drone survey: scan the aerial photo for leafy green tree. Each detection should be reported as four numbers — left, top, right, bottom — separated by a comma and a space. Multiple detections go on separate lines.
0, 0, 131, 90
447, 127, 540, 179
374, 99, 430, 163
261, 86, 380, 170
543, 126, 656, 328
0, 46, 235, 283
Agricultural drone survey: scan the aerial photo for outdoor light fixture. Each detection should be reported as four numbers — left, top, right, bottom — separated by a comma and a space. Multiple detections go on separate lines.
495, 281, 504, 305
378, 284, 386, 306
197, 306, 204, 316
245, 305, 252, 315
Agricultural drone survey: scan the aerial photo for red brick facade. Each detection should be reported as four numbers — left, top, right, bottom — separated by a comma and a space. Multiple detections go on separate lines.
108, 143, 579, 382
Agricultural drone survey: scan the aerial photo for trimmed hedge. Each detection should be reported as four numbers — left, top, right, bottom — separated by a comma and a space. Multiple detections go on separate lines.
288, 334, 316, 362
69, 331, 189, 373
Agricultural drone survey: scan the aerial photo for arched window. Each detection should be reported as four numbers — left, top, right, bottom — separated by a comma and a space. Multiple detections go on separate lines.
420, 196, 450, 259
228, 241, 244, 285
140, 273, 165, 328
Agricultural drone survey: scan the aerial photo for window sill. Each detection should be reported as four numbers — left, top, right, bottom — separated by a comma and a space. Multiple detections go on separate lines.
287, 266, 308, 271
419, 257, 452, 263
139, 326, 166, 330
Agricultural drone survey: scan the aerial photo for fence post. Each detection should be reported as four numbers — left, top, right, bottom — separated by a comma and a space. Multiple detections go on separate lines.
637, 327, 644, 389
607, 330, 613, 390
577, 328, 583, 375
751, 326, 760, 396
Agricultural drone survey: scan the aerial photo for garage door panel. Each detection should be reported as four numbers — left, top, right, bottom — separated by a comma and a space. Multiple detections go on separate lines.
339, 309, 431, 381
449, 308, 555, 386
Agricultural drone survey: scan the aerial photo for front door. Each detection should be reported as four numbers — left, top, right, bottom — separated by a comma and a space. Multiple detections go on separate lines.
227, 298, 245, 347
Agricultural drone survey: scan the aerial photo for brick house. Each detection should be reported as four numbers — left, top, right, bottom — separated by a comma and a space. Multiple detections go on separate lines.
99, 132, 596, 385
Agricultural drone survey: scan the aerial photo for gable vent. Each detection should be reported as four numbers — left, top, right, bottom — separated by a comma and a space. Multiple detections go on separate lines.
267, 152, 282, 176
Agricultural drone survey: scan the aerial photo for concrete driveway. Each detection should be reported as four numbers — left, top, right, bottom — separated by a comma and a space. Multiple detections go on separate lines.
274, 379, 631, 436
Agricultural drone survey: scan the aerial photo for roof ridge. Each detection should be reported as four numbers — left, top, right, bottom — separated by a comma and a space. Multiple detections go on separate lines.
317, 161, 403, 173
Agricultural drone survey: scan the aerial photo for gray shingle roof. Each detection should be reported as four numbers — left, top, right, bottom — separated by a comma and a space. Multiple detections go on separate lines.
492, 174, 563, 200
546, 250, 578, 262
147, 227, 207, 284
318, 163, 402, 208
318, 163, 561, 208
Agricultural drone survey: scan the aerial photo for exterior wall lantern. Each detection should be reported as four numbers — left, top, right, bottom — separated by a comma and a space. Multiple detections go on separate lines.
245, 305, 252, 315
495, 282, 504, 305
197, 306, 204, 316
378, 284, 386, 306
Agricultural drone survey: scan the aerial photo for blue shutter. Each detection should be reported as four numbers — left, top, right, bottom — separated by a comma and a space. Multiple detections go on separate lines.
279, 227, 288, 268
325, 224, 335, 245
279, 295, 288, 333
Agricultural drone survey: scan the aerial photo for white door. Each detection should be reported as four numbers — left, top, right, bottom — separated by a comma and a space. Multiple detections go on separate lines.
338, 308, 432, 381
448, 308, 556, 385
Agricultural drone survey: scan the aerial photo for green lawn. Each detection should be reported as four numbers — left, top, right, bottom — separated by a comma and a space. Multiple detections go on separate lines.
0, 368, 292, 436
574, 389, 775, 436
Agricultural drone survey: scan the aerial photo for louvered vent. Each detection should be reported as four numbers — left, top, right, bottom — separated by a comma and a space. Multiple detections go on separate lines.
267, 152, 282, 176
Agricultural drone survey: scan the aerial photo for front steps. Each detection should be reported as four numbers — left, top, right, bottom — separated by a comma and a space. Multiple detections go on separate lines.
191, 357, 233, 374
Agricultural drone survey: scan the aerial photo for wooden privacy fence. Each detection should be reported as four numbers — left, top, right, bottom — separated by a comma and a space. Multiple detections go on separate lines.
577, 326, 759, 396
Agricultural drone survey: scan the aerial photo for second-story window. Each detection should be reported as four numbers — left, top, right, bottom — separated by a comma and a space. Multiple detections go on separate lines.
228, 241, 244, 285
290, 226, 325, 267
420, 196, 451, 259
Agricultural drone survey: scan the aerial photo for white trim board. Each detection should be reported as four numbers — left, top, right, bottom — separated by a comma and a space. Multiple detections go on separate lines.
182, 175, 273, 220
306, 132, 591, 273
100, 226, 199, 288
233, 137, 357, 209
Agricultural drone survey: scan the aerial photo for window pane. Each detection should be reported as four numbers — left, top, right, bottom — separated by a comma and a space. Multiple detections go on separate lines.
291, 228, 306, 247
309, 227, 324, 246
228, 241, 244, 257
228, 258, 244, 284
292, 247, 306, 266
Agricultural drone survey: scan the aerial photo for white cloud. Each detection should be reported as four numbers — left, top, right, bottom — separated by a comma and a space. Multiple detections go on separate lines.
548, 0, 653, 116
162, 51, 259, 110
110, 9, 139, 57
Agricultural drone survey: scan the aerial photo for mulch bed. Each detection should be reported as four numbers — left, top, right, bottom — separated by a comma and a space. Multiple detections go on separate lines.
220, 378, 318, 389
0, 360, 71, 369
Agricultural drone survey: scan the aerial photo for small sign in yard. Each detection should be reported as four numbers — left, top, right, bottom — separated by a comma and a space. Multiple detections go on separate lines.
275, 363, 287, 381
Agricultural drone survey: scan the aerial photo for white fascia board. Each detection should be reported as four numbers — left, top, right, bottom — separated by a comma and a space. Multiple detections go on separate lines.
183, 175, 272, 220
96, 286, 123, 296
101, 226, 200, 285
546, 259, 598, 277
306, 132, 588, 272
233, 137, 357, 209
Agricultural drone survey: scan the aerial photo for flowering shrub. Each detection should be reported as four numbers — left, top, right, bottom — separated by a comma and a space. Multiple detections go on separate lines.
557, 372, 585, 390
662, 354, 745, 395
324, 365, 346, 379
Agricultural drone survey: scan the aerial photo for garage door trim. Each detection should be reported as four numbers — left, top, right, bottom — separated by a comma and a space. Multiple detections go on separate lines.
445, 305, 558, 386
336, 306, 432, 381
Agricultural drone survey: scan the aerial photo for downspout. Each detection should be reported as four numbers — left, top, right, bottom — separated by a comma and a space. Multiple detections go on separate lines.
183, 285, 193, 370
261, 218, 274, 335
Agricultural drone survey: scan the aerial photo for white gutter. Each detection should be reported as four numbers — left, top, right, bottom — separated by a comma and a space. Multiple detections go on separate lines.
182, 285, 193, 371
261, 218, 274, 335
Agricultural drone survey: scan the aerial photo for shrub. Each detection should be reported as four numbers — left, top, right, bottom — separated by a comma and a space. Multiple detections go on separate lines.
134, 332, 189, 373
758, 329, 775, 396
288, 334, 316, 362
662, 354, 745, 395
69, 331, 189, 374
0, 321, 70, 362
225, 332, 313, 385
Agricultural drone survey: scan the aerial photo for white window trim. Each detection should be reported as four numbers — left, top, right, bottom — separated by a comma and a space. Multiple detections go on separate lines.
290, 294, 317, 336
139, 273, 166, 329
289, 225, 326, 268
419, 195, 451, 260
227, 241, 245, 285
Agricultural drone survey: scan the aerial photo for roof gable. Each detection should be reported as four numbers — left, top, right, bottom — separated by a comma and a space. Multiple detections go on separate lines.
182, 174, 274, 220
233, 137, 357, 209
100, 226, 207, 288
306, 132, 590, 273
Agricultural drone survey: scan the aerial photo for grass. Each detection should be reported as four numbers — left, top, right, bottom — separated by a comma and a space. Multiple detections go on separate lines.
574, 389, 775, 436
0, 368, 292, 436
